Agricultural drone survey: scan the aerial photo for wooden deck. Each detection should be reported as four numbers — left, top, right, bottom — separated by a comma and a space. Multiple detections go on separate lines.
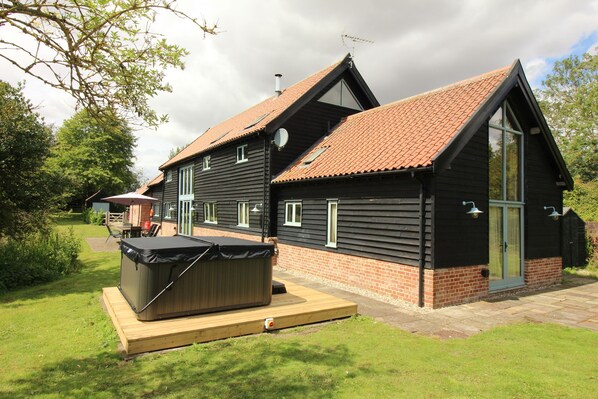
102, 278, 358, 355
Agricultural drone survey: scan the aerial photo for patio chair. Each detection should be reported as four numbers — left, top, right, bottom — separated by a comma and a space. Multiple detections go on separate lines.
142, 223, 157, 237
105, 223, 122, 243
149, 224, 161, 237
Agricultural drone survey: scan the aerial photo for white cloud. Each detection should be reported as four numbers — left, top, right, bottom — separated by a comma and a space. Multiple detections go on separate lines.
2, 0, 597, 182
524, 58, 550, 87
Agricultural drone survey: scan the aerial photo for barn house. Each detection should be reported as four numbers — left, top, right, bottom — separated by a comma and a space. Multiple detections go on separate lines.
149, 55, 572, 308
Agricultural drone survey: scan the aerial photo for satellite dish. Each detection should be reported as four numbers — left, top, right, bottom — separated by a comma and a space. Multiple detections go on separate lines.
272, 128, 289, 149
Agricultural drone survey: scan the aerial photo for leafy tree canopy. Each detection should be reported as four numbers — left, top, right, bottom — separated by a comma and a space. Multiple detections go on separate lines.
0, 1, 218, 127
0, 80, 55, 237
46, 109, 139, 207
564, 178, 598, 222
537, 51, 597, 183
168, 143, 188, 159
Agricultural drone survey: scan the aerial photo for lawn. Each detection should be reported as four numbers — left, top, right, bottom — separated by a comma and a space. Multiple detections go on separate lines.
1, 216, 597, 398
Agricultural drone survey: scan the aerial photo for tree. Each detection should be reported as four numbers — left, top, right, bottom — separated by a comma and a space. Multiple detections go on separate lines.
168, 143, 188, 159
0, 81, 56, 237
537, 51, 597, 182
0, 1, 218, 127
46, 109, 139, 207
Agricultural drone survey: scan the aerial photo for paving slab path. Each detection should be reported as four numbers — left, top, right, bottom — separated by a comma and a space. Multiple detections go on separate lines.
274, 268, 598, 338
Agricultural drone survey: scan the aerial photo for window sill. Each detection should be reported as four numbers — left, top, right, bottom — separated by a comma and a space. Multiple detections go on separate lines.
237, 224, 249, 228
236, 159, 248, 164
283, 223, 302, 227
204, 221, 218, 225
325, 244, 337, 249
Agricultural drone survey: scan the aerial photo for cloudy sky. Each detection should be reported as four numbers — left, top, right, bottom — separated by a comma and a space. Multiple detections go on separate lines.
3, 0, 597, 183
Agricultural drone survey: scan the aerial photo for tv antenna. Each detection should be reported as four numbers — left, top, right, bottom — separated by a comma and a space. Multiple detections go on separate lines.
341, 33, 374, 66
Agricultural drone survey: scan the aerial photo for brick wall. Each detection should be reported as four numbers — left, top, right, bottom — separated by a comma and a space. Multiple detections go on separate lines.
277, 242, 426, 304
277, 243, 492, 308
161, 221, 177, 236
431, 266, 489, 307
524, 257, 562, 288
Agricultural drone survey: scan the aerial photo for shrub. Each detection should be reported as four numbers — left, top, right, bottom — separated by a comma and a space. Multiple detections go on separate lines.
82, 208, 106, 225
0, 228, 81, 292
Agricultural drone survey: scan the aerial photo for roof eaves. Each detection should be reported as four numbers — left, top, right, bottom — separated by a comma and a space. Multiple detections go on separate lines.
272, 165, 434, 185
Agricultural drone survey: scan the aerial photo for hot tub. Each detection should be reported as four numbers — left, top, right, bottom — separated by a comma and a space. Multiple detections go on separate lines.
119, 236, 274, 321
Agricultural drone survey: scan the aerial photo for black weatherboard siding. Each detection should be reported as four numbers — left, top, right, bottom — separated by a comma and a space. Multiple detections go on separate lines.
434, 123, 489, 268
162, 168, 178, 222
434, 87, 566, 267
194, 137, 265, 236
509, 89, 564, 260
524, 126, 563, 259
274, 175, 432, 267
148, 185, 163, 223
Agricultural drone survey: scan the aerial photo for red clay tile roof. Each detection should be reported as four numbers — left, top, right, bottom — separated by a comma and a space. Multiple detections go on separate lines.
273, 64, 513, 183
136, 173, 163, 195
147, 173, 164, 187
160, 58, 347, 169
135, 184, 149, 195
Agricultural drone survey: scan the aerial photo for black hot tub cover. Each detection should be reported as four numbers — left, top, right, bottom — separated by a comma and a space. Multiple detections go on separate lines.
120, 236, 274, 264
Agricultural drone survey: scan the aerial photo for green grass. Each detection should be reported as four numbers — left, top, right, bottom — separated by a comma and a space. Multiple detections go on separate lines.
1, 217, 597, 398
564, 258, 598, 279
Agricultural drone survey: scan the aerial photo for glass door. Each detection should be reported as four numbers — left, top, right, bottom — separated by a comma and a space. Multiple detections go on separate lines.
488, 102, 524, 291
178, 164, 194, 236
489, 205, 523, 289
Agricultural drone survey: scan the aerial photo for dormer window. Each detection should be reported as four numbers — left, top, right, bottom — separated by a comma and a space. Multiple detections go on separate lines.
318, 79, 363, 111
300, 147, 329, 167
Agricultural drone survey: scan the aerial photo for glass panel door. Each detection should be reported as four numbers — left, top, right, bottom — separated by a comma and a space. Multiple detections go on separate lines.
507, 207, 522, 278
489, 206, 504, 281
489, 203, 524, 290
178, 164, 194, 236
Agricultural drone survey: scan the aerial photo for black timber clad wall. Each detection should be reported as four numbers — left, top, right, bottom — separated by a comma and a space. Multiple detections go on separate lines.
273, 175, 432, 267
434, 123, 489, 268
561, 211, 586, 267
194, 137, 264, 236
271, 71, 374, 176
148, 184, 163, 222
162, 169, 179, 222
524, 130, 563, 259
510, 90, 564, 260
434, 88, 565, 267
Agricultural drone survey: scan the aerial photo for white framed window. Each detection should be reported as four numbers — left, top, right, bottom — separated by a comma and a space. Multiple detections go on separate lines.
152, 203, 161, 218
164, 202, 175, 219
166, 170, 173, 182
238, 202, 249, 227
326, 200, 338, 248
236, 144, 248, 163
284, 201, 302, 226
203, 155, 211, 170
204, 202, 217, 224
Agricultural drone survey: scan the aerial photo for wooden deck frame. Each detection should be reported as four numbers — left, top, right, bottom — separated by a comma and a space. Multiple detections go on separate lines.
103, 278, 357, 355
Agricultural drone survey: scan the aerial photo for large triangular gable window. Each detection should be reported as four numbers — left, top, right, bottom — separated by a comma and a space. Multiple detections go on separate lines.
318, 79, 363, 110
